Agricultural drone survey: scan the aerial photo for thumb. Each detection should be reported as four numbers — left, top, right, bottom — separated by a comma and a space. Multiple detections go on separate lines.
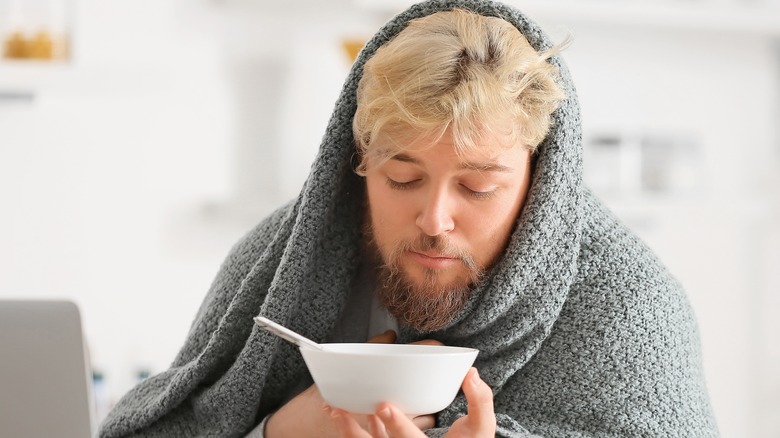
462, 368, 496, 434
368, 329, 397, 344
409, 339, 443, 346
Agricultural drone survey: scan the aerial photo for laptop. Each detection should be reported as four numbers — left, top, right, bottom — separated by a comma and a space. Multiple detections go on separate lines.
0, 300, 96, 437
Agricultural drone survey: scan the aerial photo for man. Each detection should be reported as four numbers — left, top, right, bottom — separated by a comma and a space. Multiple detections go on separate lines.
100, 1, 719, 437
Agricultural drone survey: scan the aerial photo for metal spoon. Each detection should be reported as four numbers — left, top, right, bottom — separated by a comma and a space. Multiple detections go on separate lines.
253, 316, 324, 350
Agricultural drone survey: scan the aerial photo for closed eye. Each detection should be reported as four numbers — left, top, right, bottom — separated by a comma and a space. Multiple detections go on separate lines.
461, 185, 498, 200
386, 178, 420, 190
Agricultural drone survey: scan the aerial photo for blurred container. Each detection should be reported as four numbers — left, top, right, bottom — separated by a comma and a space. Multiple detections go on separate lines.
584, 128, 703, 196
640, 131, 702, 193
584, 133, 624, 194
341, 38, 365, 63
1, 0, 71, 61
92, 370, 110, 423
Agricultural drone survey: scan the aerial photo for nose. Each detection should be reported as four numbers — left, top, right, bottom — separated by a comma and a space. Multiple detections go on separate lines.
415, 187, 455, 236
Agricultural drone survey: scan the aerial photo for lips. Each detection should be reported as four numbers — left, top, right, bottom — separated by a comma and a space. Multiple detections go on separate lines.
415, 251, 456, 259
408, 250, 460, 269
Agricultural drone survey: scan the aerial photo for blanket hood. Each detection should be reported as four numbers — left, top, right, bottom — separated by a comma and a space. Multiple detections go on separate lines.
291, 0, 584, 356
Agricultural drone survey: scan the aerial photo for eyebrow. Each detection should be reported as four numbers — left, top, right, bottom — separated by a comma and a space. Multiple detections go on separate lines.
391, 153, 514, 173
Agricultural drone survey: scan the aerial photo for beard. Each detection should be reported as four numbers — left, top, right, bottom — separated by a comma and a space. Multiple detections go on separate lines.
363, 220, 486, 333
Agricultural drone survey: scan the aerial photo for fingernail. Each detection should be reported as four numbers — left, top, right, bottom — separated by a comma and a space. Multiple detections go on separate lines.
329, 407, 342, 418
377, 407, 392, 421
471, 368, 481, 387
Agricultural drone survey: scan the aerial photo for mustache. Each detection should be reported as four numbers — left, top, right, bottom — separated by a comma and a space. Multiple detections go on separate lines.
388, 235, 477, 271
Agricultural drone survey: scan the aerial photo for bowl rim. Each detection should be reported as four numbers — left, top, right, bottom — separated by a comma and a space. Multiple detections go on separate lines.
302, 343, 479, 358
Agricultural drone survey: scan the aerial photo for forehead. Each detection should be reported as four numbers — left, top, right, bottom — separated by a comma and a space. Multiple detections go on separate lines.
381, 125, 527, 166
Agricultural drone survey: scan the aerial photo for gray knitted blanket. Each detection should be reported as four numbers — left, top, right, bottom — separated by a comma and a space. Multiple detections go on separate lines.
100, 1, 719, 436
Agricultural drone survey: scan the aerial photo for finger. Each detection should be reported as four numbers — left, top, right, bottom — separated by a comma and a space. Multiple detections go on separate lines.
411, 414, 435, 430
368, 330, 397, 344
461, 368, 496, 434
368, 414, 390, 438
330, 408, 372, 438
409, 339, 443, 346
376, 404, 427, 438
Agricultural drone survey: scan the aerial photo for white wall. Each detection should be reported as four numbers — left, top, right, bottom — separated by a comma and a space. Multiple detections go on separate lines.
1, 0, 778, 435
1, 0, 238, 401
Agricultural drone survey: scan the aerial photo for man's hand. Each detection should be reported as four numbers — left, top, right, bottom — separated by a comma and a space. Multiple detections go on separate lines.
264, 330, 436, 438
328, 367, 496, 438
265, 383, 341, 438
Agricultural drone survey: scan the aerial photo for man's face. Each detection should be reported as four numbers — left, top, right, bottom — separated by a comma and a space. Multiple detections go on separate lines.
364, 127, 533, 331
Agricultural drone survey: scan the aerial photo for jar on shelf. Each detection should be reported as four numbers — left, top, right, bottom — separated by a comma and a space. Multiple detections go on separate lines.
1, 0, 71, 61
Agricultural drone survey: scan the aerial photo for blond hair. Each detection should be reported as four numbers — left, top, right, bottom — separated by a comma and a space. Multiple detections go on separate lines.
353, 8, 567, 174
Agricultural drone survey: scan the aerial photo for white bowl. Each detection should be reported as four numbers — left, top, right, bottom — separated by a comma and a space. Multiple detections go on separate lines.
300, 343, 479, 415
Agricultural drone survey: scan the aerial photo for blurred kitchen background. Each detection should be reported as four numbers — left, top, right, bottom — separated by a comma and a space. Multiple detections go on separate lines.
0, 0, 778, 435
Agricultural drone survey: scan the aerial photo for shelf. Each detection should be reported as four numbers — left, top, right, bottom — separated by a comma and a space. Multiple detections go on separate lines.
354, 0, 780, 37
0, 60, 75, 92
0, 61, 176, 96
595, 191, 776, 225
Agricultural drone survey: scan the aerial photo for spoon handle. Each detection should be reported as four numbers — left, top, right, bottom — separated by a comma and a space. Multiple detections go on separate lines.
254, 316, 323, 350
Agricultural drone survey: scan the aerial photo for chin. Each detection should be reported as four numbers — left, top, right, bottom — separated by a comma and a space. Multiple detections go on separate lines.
404, 265, 468, 292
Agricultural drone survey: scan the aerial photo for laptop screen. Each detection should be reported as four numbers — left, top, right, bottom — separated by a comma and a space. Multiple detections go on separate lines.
0, 300, 95, 438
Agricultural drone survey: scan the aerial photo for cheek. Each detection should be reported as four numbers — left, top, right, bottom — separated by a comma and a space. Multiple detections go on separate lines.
464, 193, 524, 260
467, 207, 515, 243
366, 179, 405, 237
466, 189, 522, 228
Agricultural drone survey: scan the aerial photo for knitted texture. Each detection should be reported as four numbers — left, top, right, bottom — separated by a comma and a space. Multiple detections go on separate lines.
99, 1, 719, 436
